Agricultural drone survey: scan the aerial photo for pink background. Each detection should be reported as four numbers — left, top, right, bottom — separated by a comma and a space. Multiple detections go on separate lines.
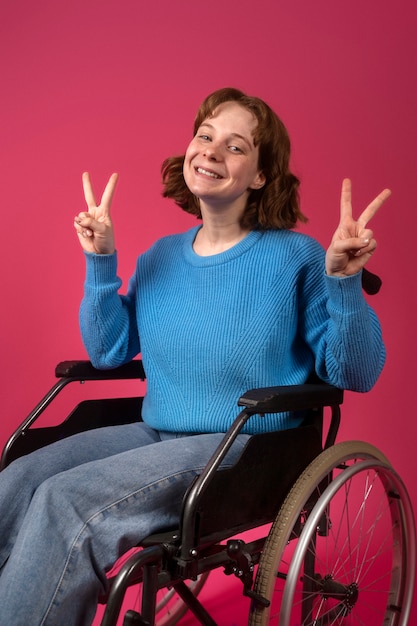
1, 0, 416, 622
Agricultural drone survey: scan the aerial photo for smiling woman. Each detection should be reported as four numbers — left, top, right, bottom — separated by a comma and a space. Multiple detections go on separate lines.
162, 87, 305, 233
0, 86, 390, 626
182, 101, 266, 252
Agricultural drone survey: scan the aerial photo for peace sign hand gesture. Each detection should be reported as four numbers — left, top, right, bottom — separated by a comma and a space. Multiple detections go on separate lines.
74, 172, 119, 254
325, 179, 391, 277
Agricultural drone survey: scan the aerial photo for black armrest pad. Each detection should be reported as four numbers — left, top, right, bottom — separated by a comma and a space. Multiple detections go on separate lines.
55, 360, 146, 381
238, 383, 343, 413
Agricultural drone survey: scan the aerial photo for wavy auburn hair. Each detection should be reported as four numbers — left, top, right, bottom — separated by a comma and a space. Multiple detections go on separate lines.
161, 87, 307, 230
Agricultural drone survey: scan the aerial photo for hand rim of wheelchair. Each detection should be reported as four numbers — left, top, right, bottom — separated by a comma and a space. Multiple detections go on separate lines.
249, 440, 416, 626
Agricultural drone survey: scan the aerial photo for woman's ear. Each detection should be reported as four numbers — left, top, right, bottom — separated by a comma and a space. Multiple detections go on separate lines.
250, 171, 266, 190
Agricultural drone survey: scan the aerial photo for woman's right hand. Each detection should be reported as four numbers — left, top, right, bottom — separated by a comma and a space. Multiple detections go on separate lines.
74, 172, 119, 254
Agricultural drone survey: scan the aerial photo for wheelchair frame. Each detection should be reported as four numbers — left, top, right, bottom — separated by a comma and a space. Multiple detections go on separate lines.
1, 360, 415, 626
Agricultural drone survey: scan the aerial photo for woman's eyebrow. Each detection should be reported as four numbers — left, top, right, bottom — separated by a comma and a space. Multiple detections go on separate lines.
199, 122, 254, 149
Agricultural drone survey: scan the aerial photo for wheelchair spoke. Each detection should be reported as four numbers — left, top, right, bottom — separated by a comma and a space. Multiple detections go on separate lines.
249, 442, 416, 626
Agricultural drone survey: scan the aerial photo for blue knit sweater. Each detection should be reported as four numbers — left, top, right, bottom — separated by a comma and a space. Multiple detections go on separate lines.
80, 226, 385, 434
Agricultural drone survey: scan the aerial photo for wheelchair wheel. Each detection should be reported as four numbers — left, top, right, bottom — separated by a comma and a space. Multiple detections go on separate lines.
249, 441, 416, 626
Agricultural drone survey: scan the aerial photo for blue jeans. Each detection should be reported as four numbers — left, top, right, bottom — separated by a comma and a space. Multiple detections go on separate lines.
0, 422, 250, 625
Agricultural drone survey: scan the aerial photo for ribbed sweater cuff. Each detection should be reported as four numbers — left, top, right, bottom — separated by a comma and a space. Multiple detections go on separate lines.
84, 251, 118, 286
324, 271, 366, 314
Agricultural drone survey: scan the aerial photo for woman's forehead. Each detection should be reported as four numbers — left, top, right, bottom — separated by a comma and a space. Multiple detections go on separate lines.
199, 101, 258, 135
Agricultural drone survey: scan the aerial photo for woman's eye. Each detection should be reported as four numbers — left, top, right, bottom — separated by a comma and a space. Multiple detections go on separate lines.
229, 145, 243, 153
199, 134, 211, 141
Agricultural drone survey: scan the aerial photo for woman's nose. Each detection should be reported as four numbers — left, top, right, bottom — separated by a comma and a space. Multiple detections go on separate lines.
203, 142, 221, 160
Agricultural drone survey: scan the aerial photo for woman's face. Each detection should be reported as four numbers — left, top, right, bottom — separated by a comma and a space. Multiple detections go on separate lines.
183, 101, 265, 213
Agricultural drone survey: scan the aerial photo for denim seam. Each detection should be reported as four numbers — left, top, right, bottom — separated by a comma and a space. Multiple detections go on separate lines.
39, 466, 202, 625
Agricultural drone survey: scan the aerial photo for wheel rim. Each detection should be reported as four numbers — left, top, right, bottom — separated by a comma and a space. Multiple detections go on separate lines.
250, 442, 416, 626
279, 460, 415, 625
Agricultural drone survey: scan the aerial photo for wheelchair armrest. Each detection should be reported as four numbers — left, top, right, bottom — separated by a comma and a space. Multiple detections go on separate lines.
179, 382, 344, 563
1, 360, 146, 470
55, 360, 146, 381
238, 383, 343, 414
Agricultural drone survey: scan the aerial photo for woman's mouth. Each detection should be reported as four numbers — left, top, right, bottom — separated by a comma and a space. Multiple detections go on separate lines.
196, 166, 222, 179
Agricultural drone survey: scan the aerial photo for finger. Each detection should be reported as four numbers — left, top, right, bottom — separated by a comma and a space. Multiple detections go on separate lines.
82, 172, 98, 209
339, 178, 353, 223
357, 188, 391, 228
74, 211, 90, 221
350, 238, 377, 257
74, 212, 94, 227
75, 212, 106, 232
332, 234, 373, 255
73, 218, 93, 238
100, 173, 119, 212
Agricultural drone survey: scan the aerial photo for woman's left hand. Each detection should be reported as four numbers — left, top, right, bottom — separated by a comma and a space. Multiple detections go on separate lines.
325, 179, 391, 277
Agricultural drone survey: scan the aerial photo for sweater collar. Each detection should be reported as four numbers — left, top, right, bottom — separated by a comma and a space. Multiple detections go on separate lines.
183, 226, 263, 267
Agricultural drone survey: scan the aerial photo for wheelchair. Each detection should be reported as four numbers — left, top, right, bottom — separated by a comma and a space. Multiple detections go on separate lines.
1, 359, 415, 625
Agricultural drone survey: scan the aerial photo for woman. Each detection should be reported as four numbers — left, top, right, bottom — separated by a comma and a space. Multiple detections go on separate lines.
0, 88, 388, 625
